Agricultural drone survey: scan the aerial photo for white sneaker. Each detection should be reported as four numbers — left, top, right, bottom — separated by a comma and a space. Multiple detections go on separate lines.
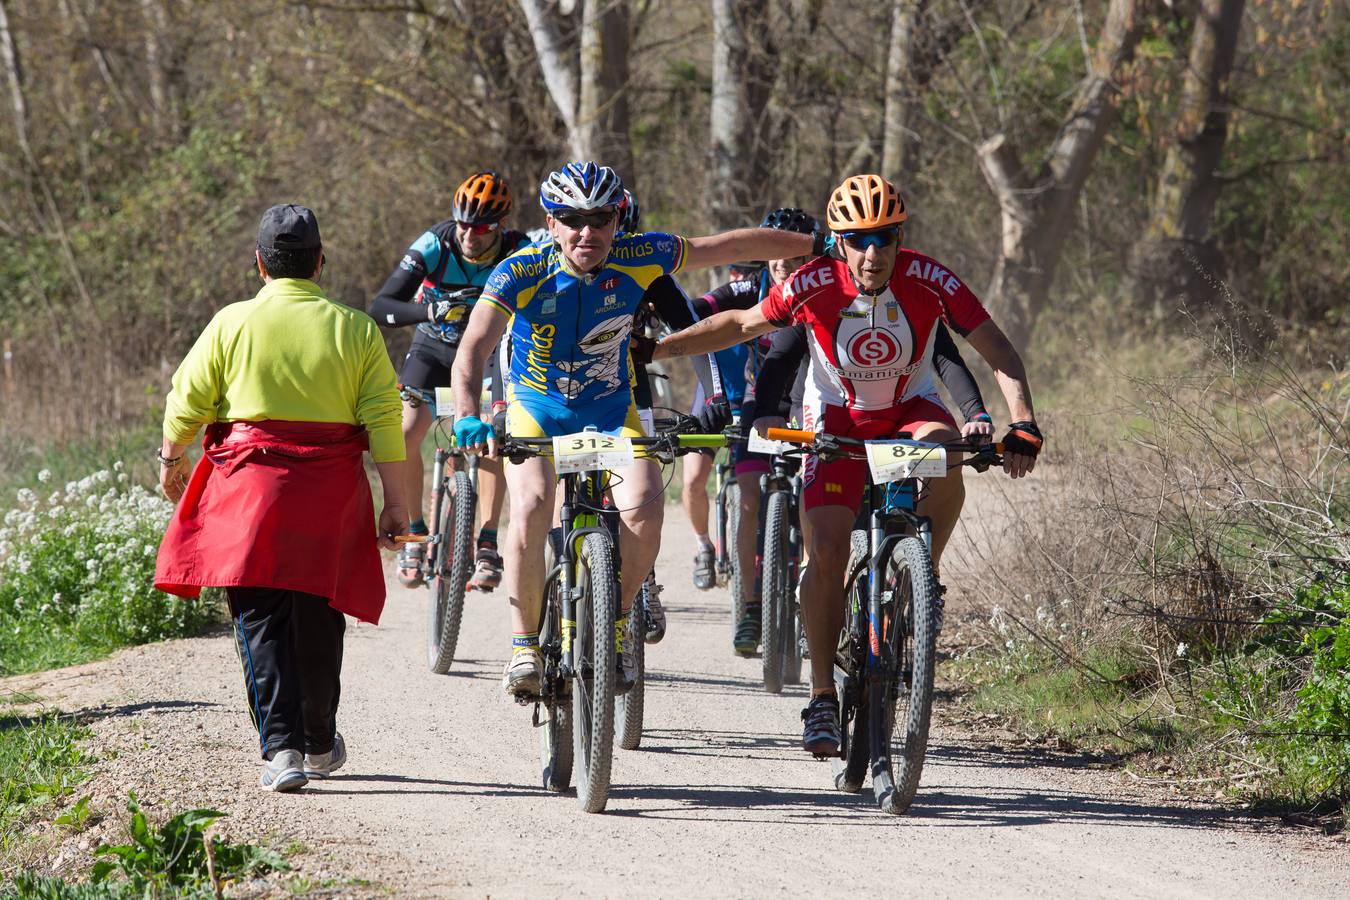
303, 732, 346, 779
260, 749, 307, 792
503, 647, 543, 696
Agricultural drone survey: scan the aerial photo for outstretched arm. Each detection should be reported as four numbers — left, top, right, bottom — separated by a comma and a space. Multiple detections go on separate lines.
451, 302, 511, 424
653, 305, 776, 360
682, 228, 814, 271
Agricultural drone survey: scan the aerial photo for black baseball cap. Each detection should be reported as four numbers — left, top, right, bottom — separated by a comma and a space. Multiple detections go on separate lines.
257, 204, 321, 250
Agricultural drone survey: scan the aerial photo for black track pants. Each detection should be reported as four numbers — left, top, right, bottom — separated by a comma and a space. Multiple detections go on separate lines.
227, 587, 346, 759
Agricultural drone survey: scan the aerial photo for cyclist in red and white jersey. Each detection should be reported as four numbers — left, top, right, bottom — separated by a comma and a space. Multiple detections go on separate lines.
653, 174, 1042, 755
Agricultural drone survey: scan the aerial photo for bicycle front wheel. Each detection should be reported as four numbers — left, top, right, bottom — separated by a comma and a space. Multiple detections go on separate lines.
869, 535, 937, 815
573, 532, 617, 813
426, 470, 474, 674
761, 490, 791, 693
833, 529, 871, 794
617, 572, 651, 750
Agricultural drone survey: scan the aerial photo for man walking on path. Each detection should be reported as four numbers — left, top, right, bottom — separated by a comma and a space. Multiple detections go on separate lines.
154, 204, 408, 792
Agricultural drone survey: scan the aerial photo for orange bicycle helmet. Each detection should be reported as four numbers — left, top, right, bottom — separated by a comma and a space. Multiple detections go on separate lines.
453, 171, 513, 224
825, 174, 908, 231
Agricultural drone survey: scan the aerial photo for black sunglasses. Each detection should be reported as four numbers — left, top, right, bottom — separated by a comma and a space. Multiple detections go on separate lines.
554, 208, 617, 230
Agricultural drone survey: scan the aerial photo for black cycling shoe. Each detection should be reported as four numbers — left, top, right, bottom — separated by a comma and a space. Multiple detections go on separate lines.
692, 545, 715, 591
733, 609, 761, 657
801, 693, 842, 757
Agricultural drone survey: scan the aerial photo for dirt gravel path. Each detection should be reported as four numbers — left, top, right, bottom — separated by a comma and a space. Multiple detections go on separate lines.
5, 508, 1347, 897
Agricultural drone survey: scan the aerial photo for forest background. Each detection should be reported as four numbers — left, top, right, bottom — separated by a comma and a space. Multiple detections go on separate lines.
0, 0, 1347, 822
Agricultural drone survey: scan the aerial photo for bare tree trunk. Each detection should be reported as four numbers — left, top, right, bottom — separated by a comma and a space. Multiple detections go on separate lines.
709, 0, 770, 230
1128, 0, 1245, 312
880, 0, 924, 184
579, 0, 632, 179
518, 0, 582, 155
977, 0, 1146, 349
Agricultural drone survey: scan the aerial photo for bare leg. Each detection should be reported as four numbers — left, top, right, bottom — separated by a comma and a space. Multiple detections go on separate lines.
735, 472, 762, 608
911, 423, 964, 573
478, 455, 506, 531
401, 402, 433, 524
681, 452, 713, 540
503, 457, 556, 635
610, 459, 665, 612
800, 505, 855, 693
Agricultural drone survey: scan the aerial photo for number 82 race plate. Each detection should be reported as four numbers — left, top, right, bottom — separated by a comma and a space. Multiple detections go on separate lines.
865, 439, 947, 483
551, 433, 635, 473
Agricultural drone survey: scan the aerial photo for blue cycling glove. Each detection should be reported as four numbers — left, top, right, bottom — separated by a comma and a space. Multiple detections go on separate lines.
453, 415, 492, 449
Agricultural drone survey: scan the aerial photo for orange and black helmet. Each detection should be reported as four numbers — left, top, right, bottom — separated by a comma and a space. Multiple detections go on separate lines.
453, 171, 512, 224
825, 174, 908, 232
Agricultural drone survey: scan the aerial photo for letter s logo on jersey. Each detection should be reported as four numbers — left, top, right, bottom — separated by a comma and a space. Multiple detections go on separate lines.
847, 329, 901, 366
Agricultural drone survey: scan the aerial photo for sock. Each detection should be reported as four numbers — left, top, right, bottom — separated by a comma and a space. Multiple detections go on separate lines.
615, 615, 629, 650
512, 632, 538, 654
410, 518, 428, 535
697, 533, 713, 549
477, 527, 498, 548
811, 687, 837, 699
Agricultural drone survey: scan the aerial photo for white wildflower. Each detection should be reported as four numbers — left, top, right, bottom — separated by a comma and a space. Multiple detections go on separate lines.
1176, 642, 1188, 659
37, 469, 52, 483
16, 488, 36, 507
113, 461, 125, 472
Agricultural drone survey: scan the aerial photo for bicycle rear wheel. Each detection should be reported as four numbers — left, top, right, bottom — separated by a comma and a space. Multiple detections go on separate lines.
573, 532, 617, 813
869, 536, 937, 815
761, 490, 790, 693
426, 470, 474, 674
616, 573, 650, 750
538, 531, 572, 792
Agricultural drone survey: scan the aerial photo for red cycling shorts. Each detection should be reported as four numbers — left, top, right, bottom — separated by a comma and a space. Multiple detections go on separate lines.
801, 396, 957, 514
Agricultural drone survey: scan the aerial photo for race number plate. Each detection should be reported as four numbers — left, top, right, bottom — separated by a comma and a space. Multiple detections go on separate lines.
552, 433, 635, 474
434, 387, 455, 420
747, 431, 795, 456
865, 440, 947, 482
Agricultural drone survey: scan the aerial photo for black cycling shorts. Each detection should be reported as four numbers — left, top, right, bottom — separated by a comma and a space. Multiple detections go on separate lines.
399, 332, 503, 404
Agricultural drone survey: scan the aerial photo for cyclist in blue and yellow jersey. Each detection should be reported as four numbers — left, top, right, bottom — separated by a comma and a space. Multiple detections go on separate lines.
370, 171, 531, 593
450, 161, 820, 697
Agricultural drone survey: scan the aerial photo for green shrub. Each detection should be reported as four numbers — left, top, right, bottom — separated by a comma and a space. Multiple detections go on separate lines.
8, 793, 287, 899
0, 466, 219, 675
0, 712, 92, 850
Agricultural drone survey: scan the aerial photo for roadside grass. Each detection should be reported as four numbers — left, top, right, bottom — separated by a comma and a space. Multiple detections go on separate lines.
0, 710, 93, 857
948, 314, 1348, 830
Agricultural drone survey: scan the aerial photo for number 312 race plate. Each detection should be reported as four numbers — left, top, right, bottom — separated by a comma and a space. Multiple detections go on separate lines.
865, 440, 947, 483
551, 433, 635, 473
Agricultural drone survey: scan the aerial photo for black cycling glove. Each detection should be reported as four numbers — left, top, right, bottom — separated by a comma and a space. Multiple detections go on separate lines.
696, 394, 733, 434
1002, 420, 1044, 457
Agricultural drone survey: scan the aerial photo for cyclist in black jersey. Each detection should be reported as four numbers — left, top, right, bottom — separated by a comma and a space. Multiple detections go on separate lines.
369, 171, 530, 591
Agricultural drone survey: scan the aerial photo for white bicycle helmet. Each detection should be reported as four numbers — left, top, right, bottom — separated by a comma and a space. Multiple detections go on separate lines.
539, 161, 626, 212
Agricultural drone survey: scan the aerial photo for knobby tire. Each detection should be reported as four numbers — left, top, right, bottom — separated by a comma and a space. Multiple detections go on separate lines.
616, 574, 649, 751
573, 533, 617, 813
426, 470, 474, 674
761, 491, 790, 693
870, 536, 937, 815
538, 529, 573, 792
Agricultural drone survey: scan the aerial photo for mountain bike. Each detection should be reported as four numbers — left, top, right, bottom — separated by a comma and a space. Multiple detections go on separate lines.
400, 386, 477, 675
766, 427, 1002, 815
747, 433, 805, 693
617, 569, 660, 751
499, 426, 725, 813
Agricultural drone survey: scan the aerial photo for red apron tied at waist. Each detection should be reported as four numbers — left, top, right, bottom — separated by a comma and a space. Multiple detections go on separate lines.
155, 420, 388, 624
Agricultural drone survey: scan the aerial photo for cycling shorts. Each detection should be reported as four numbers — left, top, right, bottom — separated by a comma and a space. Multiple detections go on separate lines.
400, 332, 503, 404
801, 396, 957, 514
506, 393, 645, 442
